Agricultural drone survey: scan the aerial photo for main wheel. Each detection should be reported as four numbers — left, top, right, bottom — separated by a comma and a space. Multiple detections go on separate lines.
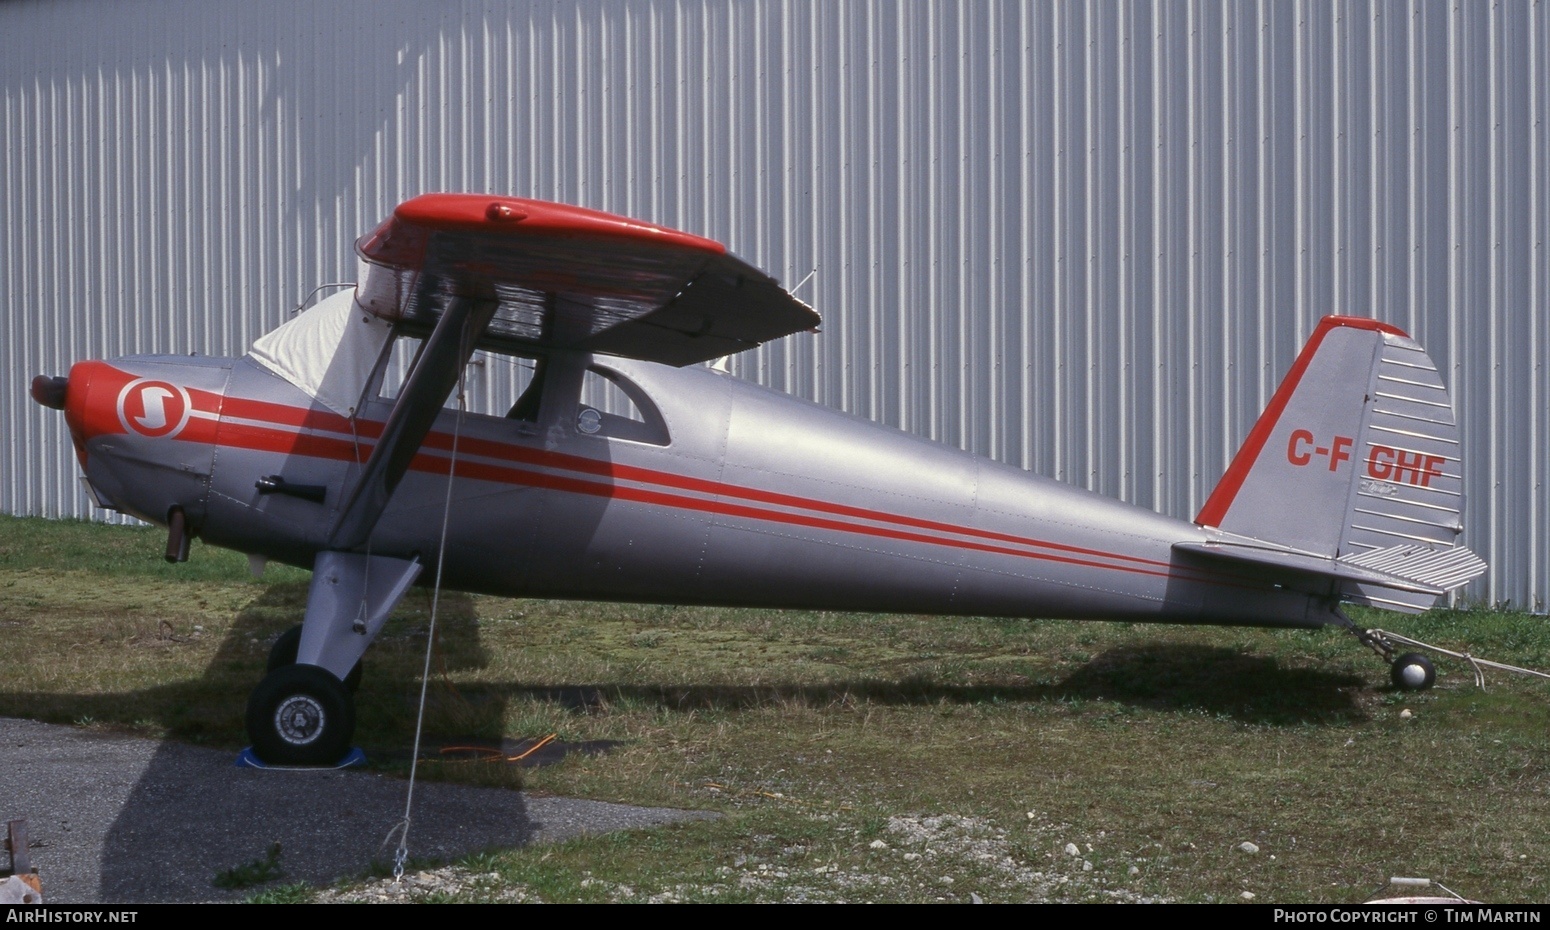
267, 625, 363, 692
246, 664, 356, 765
1390, 653, 1437, 691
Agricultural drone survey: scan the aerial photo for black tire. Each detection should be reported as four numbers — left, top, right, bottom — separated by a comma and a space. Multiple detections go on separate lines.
1390, 652, 1437, 691
245, 664, 356, 766
267, 625, 363, 692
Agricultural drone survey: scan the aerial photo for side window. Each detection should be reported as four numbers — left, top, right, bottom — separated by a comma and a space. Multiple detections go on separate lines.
376, 335, 544, 421
468, 349, 544, 421
577, 365, 669, 445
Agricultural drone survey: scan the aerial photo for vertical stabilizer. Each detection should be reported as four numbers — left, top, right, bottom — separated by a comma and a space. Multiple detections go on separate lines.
1196, 316, 1477, 612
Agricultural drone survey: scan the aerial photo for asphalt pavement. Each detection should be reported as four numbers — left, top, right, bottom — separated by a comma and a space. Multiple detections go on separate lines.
0, 717, 716, 904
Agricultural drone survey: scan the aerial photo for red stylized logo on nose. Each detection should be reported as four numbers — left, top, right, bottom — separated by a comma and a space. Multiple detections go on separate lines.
116, 380, 192, 439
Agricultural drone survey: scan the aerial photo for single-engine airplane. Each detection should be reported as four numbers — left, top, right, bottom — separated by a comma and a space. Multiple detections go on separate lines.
31, 193, 1487, 765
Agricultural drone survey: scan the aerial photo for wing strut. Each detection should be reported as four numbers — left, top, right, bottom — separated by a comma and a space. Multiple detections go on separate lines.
327, 292, 498, 551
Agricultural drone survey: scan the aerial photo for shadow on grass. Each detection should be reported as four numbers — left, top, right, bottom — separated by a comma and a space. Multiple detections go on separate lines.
457, 642, 1369, 727
2, 575, 1370, 745
1051, 643, 1368, 722
0, 581, 493, 744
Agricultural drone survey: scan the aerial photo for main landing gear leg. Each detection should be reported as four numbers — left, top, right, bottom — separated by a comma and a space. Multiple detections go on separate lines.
1332, 608, 1437, 693
245, 552, 422, 765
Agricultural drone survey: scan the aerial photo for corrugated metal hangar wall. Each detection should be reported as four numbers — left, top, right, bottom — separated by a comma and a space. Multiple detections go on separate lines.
3, 1, 1548, 609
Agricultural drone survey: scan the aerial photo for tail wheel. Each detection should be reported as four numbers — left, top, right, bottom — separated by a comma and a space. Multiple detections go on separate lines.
246, 664, 356, 765
1391, 653, 1437, 691
267, 625, 363, 692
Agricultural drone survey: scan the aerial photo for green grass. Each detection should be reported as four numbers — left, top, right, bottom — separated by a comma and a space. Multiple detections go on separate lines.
213, 842, 285, 890
2, 514, 1548, 902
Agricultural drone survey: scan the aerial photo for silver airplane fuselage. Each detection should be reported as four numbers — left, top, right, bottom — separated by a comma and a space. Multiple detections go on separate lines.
62, 347, 1321, 632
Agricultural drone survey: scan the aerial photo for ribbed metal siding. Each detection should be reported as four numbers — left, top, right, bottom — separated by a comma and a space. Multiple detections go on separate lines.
3, 0, 1547, 609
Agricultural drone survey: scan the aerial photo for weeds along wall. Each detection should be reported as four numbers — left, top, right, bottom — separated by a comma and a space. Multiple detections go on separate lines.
4, 0, 1548, 609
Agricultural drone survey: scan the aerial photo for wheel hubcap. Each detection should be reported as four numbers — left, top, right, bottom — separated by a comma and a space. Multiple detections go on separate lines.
273, 695, 325, 745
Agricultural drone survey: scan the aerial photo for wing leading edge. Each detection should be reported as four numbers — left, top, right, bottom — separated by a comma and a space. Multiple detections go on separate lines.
353, 193, 820, 367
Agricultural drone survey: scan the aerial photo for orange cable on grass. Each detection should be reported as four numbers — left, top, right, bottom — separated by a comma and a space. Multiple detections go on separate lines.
433, 734, 558, 764
506, 733, 556, 762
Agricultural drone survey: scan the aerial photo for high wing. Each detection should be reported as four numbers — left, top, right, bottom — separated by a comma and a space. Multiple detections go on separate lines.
353, 193, 820, 366
330, 193, 819, 552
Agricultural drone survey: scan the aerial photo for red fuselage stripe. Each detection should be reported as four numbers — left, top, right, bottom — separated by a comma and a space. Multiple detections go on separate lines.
210, 392, 1182, 569
216, 411, 1248, 588
408, 453, 1240, 586
77, 362, 1252, 588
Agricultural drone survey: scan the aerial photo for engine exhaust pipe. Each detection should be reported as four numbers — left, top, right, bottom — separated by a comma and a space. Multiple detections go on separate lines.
165, 507, 191, 563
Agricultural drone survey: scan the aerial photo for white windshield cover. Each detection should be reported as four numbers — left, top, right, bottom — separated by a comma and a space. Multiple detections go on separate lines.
249, 288, 393, 417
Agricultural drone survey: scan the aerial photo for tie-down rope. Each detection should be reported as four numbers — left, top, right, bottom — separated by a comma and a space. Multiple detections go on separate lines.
1370, 628, 1550, 691
384, 335, 472, 883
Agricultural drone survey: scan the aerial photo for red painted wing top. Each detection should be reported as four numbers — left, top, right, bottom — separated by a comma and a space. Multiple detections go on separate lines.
354, 193, 819, 366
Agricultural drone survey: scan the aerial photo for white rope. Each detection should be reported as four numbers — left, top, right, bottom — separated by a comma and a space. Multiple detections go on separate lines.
389, 342, 470, 883
1369, 628, 1550, 691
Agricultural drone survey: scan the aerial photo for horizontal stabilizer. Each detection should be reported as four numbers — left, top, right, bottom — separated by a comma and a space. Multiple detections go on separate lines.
1338, 543, 1487, 593
1173, 540, 1477, 598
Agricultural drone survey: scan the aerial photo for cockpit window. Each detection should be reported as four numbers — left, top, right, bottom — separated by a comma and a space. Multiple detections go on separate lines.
377, 335, 544, 421
371, 334, 665, 443
578, 365, 669, 445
